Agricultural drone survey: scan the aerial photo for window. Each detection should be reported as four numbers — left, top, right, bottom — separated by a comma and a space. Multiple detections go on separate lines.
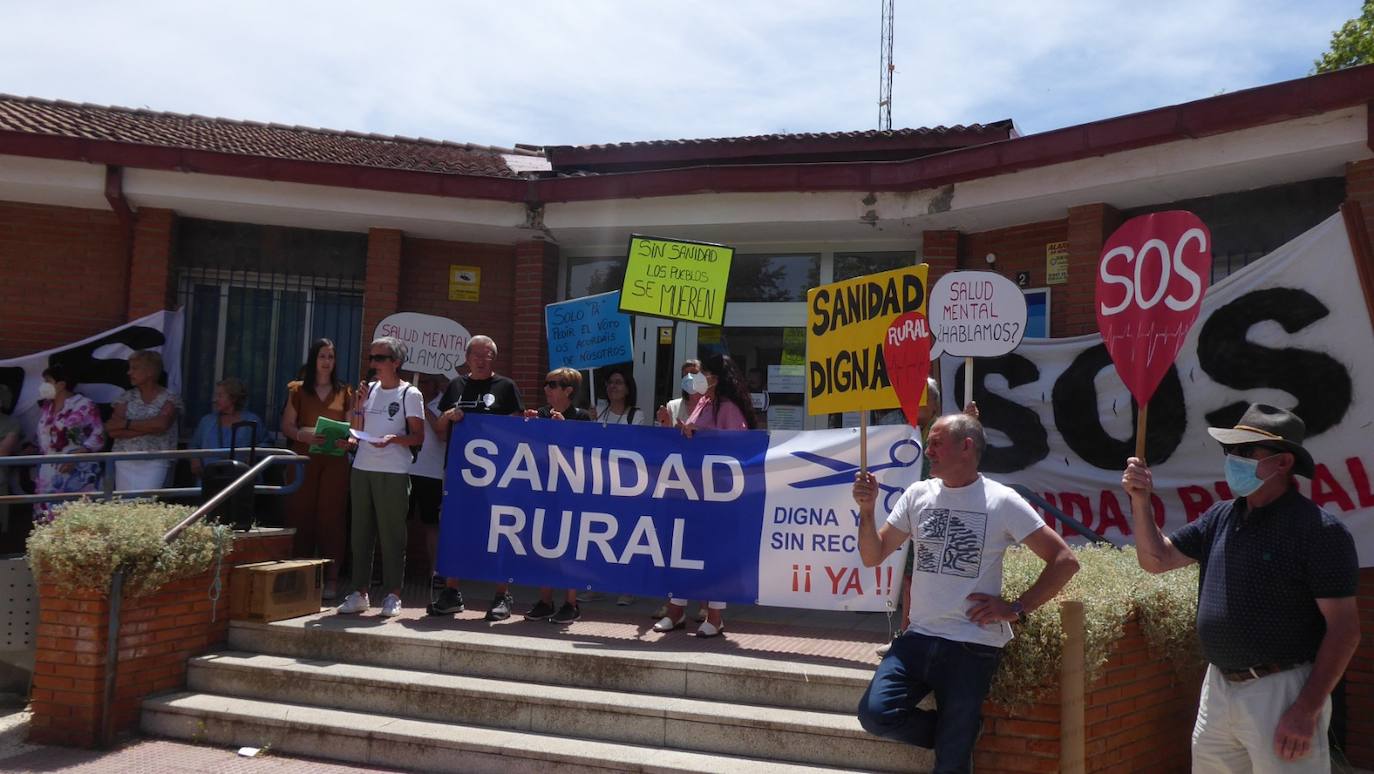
566, 257, 625, 299
725, 254, 820, 302
832, 251, 918, 282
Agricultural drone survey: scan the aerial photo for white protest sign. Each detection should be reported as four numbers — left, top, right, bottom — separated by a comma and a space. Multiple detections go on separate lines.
374, 312, 470, 376
927, 271, 1028, 359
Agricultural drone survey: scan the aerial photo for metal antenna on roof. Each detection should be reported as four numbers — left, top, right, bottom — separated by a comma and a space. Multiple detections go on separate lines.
878, 0, 895, 131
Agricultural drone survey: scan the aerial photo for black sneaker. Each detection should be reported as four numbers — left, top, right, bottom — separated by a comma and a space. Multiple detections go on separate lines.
484, 593, 514, 621
550, 602, 581, 624
524, 600, 557, 620
430, 574, 446, 591
426, 587, 465, 616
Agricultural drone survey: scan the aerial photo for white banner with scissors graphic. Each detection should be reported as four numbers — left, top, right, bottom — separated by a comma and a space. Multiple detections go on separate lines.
755, 425, 919, 610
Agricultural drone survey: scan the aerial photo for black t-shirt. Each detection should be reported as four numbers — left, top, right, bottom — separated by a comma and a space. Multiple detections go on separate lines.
535, 405, 591, 421
439, 373, 524, 416
1168, 488, 1358, 670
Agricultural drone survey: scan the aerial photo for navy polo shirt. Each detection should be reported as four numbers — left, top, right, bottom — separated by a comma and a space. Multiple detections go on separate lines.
1169, 488, 1358, 671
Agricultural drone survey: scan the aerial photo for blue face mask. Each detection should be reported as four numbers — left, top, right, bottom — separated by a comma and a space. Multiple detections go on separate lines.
1224, 454, 1271, 498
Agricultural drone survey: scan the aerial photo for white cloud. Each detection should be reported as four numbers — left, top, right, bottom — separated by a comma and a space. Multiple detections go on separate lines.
0, 0, 1356, 147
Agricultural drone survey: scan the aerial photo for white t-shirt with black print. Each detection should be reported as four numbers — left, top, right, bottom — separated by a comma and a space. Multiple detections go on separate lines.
353, 382, 425, 475
886, 475, 1045, 648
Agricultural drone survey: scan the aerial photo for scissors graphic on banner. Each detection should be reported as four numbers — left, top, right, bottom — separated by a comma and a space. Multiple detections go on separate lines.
789, 438, 922, 512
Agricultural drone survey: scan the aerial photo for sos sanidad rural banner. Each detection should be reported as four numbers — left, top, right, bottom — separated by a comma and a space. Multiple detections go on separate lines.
806, 264, 929, 415
938, 212, 1374, 564
436, 416, 919, 610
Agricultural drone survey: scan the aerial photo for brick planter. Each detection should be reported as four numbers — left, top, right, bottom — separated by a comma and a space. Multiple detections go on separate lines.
29, 528, 293, 747
976, 615, 1203, 773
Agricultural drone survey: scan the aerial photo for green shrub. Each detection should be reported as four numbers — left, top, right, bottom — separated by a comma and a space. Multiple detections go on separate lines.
990, 544, 1201, 711
27, 499, 231, 597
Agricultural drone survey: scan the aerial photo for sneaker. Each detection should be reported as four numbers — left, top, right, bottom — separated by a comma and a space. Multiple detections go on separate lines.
380, 593, 402, 617
337, 591, 369, 614
430, 574, 446, 590
876, 642, 892, 657
550, 602, 581, 624
427, 587, 465, 616
525, 600, 557, 620
616, 594, 634, 606
484, 593, 514, 621
652, 614, 685, 633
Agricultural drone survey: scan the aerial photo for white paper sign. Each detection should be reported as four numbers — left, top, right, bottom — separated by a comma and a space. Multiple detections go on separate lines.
767, 364, 806, 394
928, 271, 1028, 359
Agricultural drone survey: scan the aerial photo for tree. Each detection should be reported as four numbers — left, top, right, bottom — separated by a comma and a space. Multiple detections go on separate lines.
1314, 1, 1374, 73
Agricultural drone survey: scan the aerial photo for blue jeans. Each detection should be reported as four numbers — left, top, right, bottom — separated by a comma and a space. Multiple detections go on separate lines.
857, 632, 1002, 774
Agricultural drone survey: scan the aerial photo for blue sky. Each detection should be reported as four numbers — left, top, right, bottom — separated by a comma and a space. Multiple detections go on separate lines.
1, 1, 1360, 149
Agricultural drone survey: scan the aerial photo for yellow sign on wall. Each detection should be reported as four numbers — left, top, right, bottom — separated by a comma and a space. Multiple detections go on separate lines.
805, 264, 929, 414
1045, 242, 1069, 285
449, 265, 481, 302
618, 235, 734, 326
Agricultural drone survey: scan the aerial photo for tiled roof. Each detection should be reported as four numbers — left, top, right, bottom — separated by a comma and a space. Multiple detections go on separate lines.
0, 95, 539, 178
559, 122, 1017, 152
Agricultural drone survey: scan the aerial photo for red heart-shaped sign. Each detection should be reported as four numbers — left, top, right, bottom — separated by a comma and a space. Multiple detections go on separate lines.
884, 311, 932, 427
1095, 211, 1212, 406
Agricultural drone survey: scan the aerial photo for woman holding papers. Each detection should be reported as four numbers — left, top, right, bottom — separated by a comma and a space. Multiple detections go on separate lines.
281, 338, 354, 599
336, 337, 425, 618
653, 353, 758, 638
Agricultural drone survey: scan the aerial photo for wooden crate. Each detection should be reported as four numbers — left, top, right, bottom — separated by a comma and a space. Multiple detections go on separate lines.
228, 559, 328, 623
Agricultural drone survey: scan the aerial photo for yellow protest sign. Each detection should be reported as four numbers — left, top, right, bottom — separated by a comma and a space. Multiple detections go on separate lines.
806, 264, 929, 414
618, 235, 734, 325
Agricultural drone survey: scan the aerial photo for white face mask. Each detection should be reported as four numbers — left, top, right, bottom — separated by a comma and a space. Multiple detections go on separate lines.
37, 382, 57, 401
682, 372, 708, 395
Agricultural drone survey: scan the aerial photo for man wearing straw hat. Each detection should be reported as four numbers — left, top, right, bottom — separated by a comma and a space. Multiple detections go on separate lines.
1122, 403, 1360, 772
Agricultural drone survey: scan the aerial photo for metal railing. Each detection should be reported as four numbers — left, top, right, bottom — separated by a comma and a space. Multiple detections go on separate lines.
0, 447, 310, 747
0, 447, 307, 506
1011, 484, 1119, 548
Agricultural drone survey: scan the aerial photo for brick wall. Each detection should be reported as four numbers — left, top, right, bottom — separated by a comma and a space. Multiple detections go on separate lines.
399, 237, 518, 367
30, 529, 293, 747
1063, 204, 1122, 337
977, 615, 1201, 773
509, 239, 561, 406
126, 208, 176, 321
0, 200, 128, 358
360, 228, 404, 379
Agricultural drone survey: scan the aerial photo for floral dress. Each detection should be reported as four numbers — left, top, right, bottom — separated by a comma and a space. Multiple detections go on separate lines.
36, 393, 106, 521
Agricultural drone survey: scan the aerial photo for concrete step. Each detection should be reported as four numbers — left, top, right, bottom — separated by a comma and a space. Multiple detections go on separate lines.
187, 651, 929, 772
142, 692, 883, 774
227, 617, 872, 714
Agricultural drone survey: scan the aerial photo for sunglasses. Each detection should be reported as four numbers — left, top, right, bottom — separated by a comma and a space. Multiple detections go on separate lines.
544, 380, 572, 389
1222, 443, 1286, 458
368, 354, 395, 362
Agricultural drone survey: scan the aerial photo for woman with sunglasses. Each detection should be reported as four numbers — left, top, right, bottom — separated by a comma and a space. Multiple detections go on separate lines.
336, 337, 425, 618
521, 367, 592, 625
653, 353, 758, 638
281, 338, 353, 599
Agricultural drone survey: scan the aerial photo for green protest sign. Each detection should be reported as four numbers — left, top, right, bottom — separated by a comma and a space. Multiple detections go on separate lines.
618, 235, 734, 325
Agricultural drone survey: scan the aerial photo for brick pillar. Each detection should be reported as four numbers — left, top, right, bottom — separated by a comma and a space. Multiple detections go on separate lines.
126, 208, 175, 320
361, 228, 404, 380
509, 239, 560, 407
1063, 204, 1122, 338
922, 229, 961, 287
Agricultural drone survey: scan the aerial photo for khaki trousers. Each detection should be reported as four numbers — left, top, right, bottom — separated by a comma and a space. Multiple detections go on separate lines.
1192, 663, 1330, 773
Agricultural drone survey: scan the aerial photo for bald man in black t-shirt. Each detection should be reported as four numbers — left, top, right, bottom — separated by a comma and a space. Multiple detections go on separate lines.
1122, 404, 1359, 772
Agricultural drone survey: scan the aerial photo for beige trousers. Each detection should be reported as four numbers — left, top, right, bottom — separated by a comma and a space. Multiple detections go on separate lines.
1192, 663, 1330, 773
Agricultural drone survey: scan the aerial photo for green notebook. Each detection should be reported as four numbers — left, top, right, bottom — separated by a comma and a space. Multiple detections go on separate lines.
310, 417, 351, 456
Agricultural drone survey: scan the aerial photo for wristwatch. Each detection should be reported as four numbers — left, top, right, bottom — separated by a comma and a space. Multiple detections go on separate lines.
1009, 599, 1027, 624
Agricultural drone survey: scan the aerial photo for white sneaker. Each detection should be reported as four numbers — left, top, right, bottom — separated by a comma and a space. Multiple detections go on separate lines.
337, 591, 369, 614
380, 593, 402, 617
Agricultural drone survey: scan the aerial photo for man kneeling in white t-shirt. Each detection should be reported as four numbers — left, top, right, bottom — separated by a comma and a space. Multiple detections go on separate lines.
852, 412, 1079, 774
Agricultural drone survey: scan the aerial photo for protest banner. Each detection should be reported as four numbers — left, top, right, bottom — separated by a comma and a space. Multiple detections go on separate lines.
374, 312, 471, 377
805, 264, 929, 416
1094, 211, 1212, 457
928, 270, 1029, 411
938, 212, 1374, 564
618, 235, 734, 326
437, 416, 919, 610
545, 291, 633, 371
0, 309, 184, 440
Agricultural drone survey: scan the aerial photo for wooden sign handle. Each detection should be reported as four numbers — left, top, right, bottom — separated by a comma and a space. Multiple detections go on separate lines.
1134, 401, 1148, 461
964, 356, 974, 410
859, 410, 869, 474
